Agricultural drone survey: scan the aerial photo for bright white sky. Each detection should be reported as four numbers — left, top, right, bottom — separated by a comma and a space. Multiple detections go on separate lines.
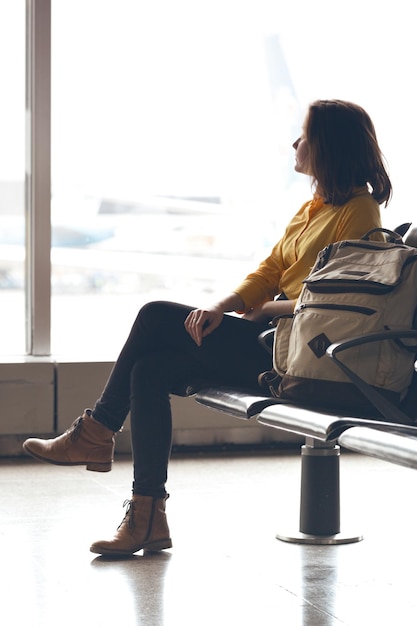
0, 0, 415, 229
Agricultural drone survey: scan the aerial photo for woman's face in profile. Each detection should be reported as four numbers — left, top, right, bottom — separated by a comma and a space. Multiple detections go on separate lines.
292, 116, 311, 175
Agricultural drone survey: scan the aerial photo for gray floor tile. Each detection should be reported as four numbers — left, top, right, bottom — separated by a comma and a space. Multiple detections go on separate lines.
1, 450, 416, 625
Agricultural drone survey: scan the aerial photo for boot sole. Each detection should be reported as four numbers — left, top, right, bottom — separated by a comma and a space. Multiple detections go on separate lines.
22, 443, 112, 472
90, 538, 173, 557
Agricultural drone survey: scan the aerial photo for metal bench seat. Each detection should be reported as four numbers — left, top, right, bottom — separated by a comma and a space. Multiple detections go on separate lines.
194, 387, 288, 419
256, 403, 417, 441
338, 426, 417, 470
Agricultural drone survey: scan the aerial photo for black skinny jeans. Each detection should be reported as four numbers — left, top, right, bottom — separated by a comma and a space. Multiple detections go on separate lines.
92, 301, 272, 498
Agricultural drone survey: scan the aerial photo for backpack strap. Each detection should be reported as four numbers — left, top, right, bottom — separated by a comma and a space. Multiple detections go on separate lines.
327, 330, 417, 423
361, 227, 404, 243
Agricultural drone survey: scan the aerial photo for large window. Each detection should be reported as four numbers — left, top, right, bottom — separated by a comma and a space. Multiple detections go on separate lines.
0, 0, 415, 358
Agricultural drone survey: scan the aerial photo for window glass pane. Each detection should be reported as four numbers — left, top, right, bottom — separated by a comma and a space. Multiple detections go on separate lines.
0, 0, 25, 356
51, 1, 308, 358
51, 0, 415, 358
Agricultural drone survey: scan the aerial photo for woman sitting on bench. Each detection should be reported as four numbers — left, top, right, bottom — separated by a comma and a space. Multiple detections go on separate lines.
23, 99, 392, 557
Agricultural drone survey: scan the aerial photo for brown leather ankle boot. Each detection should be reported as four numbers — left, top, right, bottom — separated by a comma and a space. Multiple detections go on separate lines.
90, 495, 172, 556
22, 410, 115, 472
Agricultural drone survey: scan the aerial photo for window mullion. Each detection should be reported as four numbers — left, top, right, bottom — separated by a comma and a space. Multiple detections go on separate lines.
25, 0, 51, 356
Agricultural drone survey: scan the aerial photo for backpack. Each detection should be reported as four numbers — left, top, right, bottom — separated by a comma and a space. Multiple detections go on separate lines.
260, 228, 417, 416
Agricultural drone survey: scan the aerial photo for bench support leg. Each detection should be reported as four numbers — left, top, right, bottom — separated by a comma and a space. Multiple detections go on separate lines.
276, 438, 363, 545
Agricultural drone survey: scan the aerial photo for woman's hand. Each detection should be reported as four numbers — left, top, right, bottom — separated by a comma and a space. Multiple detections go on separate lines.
184, 293, 245, 346
184, 306, 224, 346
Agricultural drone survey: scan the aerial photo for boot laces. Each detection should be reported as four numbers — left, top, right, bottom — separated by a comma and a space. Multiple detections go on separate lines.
68, 416, 84, 442
118, 499, 136, 530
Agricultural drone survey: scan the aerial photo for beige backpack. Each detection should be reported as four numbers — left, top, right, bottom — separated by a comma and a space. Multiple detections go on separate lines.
262, 229, 417, 415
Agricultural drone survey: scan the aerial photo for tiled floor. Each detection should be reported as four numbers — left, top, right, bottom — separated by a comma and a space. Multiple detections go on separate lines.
1, 449, 417, 626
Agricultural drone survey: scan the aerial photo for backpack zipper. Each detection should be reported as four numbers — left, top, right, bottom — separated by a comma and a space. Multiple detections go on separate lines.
295, 303, 376, 315
305, 280, 396, 294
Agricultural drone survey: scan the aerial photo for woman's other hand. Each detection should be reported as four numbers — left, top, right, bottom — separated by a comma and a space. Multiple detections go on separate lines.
242, 299, 295, 323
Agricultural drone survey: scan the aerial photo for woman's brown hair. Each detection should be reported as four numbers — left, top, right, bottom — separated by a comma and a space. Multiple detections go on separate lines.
306, 99, 392, 206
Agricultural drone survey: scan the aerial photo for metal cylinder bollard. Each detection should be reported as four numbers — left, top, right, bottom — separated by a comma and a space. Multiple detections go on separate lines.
299, 440, 340, 536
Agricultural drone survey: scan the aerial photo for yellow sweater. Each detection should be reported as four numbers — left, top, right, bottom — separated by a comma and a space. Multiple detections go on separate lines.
234, 187, 383, 311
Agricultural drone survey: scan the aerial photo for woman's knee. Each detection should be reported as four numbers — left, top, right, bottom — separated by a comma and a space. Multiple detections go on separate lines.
138, 300, 194, 331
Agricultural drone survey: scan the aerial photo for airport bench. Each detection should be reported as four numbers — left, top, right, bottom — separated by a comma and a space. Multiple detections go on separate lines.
193, 362, 417, 545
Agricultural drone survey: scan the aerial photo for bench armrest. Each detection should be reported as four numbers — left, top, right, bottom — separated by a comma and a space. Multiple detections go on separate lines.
258, 328, 275, 355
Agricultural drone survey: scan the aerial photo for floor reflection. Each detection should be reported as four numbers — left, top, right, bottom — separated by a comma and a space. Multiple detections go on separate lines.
2, 452, 417, 625
90, 552, 173, 625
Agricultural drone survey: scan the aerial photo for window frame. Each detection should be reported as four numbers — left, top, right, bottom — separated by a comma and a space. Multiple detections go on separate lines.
25, 0, 51, 355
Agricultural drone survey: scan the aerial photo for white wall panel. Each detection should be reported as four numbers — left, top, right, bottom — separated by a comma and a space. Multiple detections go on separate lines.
0, 360, 54, 434
0, 361, 298, 455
